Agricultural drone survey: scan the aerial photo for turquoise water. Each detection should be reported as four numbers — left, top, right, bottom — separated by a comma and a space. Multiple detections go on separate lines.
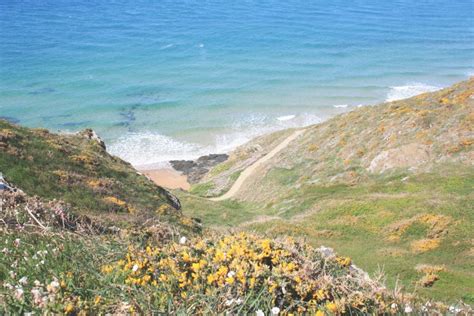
1, 0, 473, 166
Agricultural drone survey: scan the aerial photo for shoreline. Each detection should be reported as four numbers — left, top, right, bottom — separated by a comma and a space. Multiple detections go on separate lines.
137, 153, 228, 191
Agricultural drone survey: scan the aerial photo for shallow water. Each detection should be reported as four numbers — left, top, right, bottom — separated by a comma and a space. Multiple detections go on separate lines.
1, 0, 473, 165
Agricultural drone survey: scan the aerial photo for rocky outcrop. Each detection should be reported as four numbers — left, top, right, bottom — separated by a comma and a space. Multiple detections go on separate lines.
78, 128, 106, 150
170, 154, 228, 183
160, 187, 182, 210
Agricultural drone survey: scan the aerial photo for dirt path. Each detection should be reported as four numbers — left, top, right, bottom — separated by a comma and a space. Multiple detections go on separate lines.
210, 129, 306, 201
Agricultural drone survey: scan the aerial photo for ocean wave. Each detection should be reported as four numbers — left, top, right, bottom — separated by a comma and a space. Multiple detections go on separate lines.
277, 115, 296, 121
108, 113, 323, 167
160, 43, 174, 50
386, 83, 441, 102
333, 104, 348, 108
108, 132, 202, 167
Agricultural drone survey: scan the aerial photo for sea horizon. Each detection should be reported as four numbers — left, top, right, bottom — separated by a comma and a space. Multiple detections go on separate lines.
1, 0, 473, 166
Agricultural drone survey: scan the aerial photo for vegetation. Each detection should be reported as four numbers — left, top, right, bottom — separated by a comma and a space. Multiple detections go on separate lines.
2, 201, 470, 314
186, 79, 474, 304
0, 120, 199, 232
1, 79, 473, 313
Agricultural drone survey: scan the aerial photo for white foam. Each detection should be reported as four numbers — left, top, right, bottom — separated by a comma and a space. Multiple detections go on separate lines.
333, 104, 348, 108
277, 115, 296, 121
108, 132, 202, 166
160, 43, 174, 50
386, 83, 441, 102
108, 113, 324, 167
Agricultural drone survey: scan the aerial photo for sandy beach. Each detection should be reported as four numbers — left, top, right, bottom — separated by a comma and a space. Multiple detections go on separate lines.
139, 167, 190, 190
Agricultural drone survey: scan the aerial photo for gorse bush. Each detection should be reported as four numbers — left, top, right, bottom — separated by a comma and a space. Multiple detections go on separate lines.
2, 230, 472, 315
101, 232, 470, 314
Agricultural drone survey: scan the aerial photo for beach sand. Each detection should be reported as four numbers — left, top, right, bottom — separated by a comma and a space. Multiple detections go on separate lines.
139, 168, 190, 190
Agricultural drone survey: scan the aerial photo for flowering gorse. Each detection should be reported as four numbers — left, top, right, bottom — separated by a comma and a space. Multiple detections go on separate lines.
101, 232, 426, 314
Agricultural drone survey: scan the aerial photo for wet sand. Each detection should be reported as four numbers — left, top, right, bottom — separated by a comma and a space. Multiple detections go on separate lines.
139, 168, 190, 190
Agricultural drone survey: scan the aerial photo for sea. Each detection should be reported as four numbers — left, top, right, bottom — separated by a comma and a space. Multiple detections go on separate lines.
1, 0, 473, 167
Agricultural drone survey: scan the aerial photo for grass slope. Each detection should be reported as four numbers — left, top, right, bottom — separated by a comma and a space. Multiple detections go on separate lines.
183, 79, 474, 303
0, 120, 198, 232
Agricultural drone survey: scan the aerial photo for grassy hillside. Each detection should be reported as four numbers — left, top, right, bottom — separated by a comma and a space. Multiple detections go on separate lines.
0, 79, 472, 313
183, 79, 474, 303
0, 120, 199, 232
4, 181, 468, 314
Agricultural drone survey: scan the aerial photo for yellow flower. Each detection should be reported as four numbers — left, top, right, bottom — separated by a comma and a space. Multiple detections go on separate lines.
101, 265, 113, 274
213, 249, 225, 263
207, 273, 217, 285
94, 295, 101, 305
64, 303, 74, 314
181, 251, 192, 262
249, 277, 256, 288
326, 302, 338, 313
315, 311, 325, 316
335, 256, 351, 267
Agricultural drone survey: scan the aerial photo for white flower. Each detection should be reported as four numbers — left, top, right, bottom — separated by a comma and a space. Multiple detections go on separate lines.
14, 238, 20, 247
31, 288, 44, 307
3, 283, 13, 290
391, 303, 397, 309
404, 305, 413, 313
227, 271, 236, 278
19, 276, 28, 285
14, 288, 24, 300
235, 298, 243, 305
132, 264, 139, 272
34, 280, 41, 287
256, 310, 265, 316
179, 236, 187, 244
271, 307, 280, 315
47, 280, 60, 293
40, 260, 45, 265
225, 299, 234, 306
9, 271, 16, 278
449, 306, 455, 312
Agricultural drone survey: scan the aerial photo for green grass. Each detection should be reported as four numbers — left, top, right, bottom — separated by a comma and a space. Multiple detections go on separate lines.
189, 182, 216, 196
208, 160, 234, 177
0, 120, 199, 232
181, 166, 474, 304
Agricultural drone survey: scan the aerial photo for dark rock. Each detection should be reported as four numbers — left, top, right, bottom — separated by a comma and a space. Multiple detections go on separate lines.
0, 116, 20, 124
160, 188, 181, 210
170, 153, 228, 183
61, 121, 91, 128
28, 87, 56, 95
